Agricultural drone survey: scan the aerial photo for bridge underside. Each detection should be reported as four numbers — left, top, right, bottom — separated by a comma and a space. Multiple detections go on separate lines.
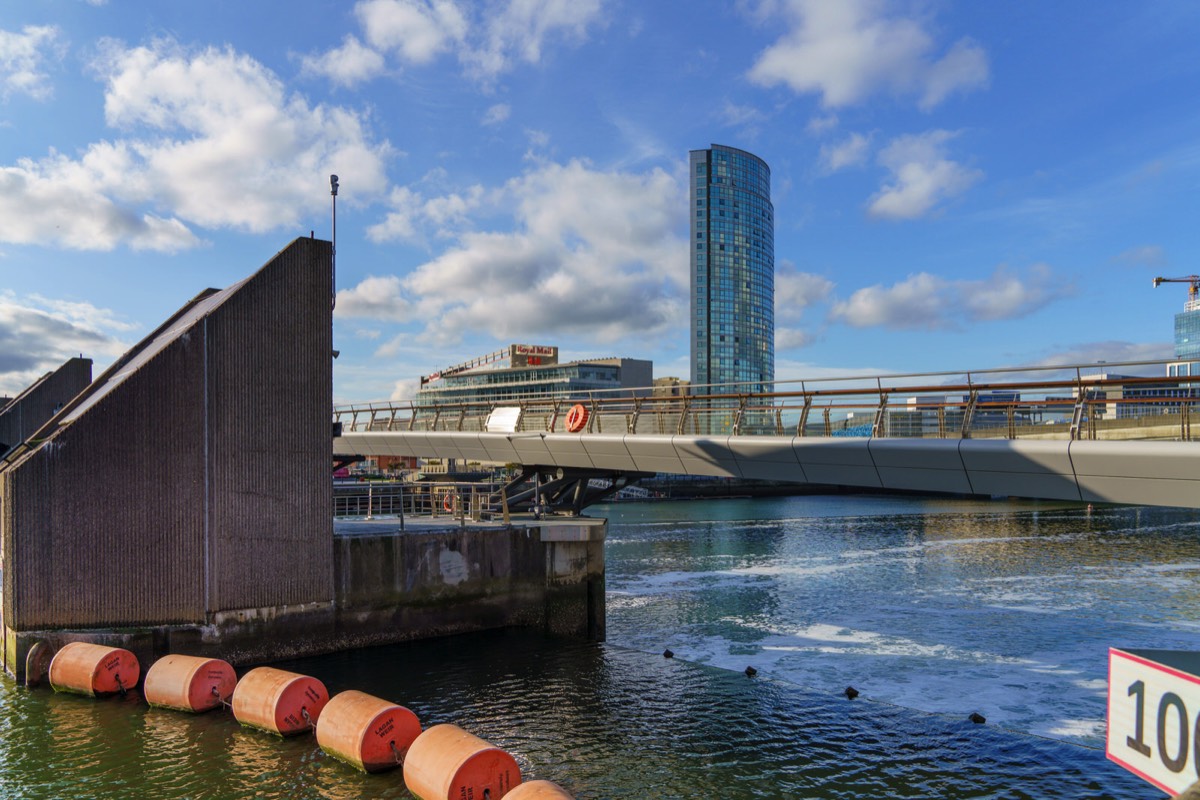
335, 431, 1200, 510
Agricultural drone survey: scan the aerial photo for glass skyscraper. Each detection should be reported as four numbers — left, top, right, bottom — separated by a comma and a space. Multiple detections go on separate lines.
689, 144, 775, 396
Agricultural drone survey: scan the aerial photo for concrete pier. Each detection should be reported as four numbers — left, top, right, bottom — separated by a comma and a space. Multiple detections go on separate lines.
3, 515, 606, 684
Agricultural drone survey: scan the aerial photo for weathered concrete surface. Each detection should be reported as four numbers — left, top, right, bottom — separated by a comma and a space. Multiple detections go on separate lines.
3, 517, 607, 684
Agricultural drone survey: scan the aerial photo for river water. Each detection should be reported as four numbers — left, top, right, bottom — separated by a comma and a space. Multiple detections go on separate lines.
1, 495, 1196, 798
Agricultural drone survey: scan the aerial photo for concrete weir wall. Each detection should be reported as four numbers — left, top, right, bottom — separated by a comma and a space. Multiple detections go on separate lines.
2, 519, 605, 682
331, 519, 605, 649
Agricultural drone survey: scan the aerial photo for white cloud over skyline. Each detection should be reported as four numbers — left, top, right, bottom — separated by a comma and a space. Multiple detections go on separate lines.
0, 39, 392, 251
341, 157, 687, 347
829, 265, 1072, 330
306, 0, 608, 87
867, 129, 982, 219
747, 0, 988, 109
0, 24, 63, 101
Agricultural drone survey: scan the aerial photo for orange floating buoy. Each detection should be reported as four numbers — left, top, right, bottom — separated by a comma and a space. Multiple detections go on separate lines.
48, 641, 140, 697
505, 779, 576, 799
231, 666, 329, 737
316, 690, 423, 773
564, 403, 589, 433
403, 724, 522, 800
143, 654, 238, 713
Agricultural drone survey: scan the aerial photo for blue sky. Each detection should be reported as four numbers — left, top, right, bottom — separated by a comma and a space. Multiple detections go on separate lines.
2, 1, 1199, 403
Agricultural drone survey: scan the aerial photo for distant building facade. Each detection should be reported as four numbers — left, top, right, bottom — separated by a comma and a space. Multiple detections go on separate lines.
1169, 296, 1200, 377
416, 344, 652, 406
689, 144, 775, 396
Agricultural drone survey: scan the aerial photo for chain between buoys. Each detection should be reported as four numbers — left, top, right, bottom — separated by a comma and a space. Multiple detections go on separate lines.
211, 685, 233, 709
301, 706, 315, 730
389, 740, 405, 766
115, 673, 127, 698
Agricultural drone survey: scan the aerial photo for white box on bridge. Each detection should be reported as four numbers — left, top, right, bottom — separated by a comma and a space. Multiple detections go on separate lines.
1108, 647, 1200, 796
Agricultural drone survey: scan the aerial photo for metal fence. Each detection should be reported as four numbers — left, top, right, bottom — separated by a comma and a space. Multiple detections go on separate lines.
333, 480, 505, 520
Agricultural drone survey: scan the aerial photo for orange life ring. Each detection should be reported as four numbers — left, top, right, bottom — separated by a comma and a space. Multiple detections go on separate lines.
565, 403, 589, 433
443, 492, 456, 512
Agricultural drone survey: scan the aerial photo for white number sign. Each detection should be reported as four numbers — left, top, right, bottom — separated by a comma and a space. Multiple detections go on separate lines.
1108, 648, 1200, 795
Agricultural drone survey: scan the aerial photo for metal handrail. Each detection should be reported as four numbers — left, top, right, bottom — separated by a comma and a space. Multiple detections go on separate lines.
334, 359, 1200, 443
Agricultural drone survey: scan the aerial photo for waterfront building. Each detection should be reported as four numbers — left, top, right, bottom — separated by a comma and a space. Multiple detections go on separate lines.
689, 144, 775, 397
1169, 299, 1200, 377
416, 344, 652, 406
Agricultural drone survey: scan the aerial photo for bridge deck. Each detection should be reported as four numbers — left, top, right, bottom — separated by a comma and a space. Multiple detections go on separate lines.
334, 431, 1200, 510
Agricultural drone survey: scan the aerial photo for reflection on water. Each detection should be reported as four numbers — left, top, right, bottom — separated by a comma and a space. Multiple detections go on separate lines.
0, 494, 1192, 798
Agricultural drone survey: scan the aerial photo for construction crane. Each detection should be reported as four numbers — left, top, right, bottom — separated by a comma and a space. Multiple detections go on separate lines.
1153, 275, 1200, 311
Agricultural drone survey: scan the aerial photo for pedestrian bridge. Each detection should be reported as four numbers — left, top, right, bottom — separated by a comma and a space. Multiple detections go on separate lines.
333, 361, 1200, 510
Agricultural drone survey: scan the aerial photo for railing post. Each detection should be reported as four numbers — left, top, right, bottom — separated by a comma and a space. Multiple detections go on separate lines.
798, 395, 812, 437
961, 391, 978, 439
628, 397, 643, 434
871, 392, 889, 438
823, 406, 832, 437
733, 395, 748, 436
678, 396, 691, 435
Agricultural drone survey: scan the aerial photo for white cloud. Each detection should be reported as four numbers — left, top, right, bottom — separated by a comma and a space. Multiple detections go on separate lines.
775, 266, 833, 323
344, 158, 687, 346
300, 35, 386, 87
0, 291, 132, 395
747, 0, 988, 110
335, 275, 411, 320
0, 25, 63, 101
465, 0, 607, 81
806, 113, 838, 134
357, 0, 468, 64
820, 132, 870, 173
1, 40, 392, 251
482, 102, 511, 125
390, 377, 421, 401
1113, 244, 1166, 268
0, 150, 201, 251
867, 130, 981, 220
721, 101, 767, 127
776, 327, 817, 350
366, 182, 486, 243
829, 265, 1071, 330
318, 0, 607, 86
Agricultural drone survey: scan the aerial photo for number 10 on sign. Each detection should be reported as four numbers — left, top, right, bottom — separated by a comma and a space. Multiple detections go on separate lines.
1108, 648, 1200, 795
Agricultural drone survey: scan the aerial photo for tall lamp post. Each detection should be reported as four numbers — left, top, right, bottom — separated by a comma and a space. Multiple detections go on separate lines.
330, 174, 339, 310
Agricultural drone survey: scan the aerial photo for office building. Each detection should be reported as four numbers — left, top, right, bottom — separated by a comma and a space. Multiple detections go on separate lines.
689, 144, 775, 396
416, 344, 652, 406
1169, 298, 1200, 377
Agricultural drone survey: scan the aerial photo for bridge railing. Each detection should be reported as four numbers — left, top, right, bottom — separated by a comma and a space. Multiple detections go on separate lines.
334, 360, 1200, 442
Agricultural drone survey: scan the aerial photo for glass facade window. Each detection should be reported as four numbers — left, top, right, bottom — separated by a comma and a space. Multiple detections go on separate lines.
688, 145, 774, 397
1175, 309, 1200, 360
